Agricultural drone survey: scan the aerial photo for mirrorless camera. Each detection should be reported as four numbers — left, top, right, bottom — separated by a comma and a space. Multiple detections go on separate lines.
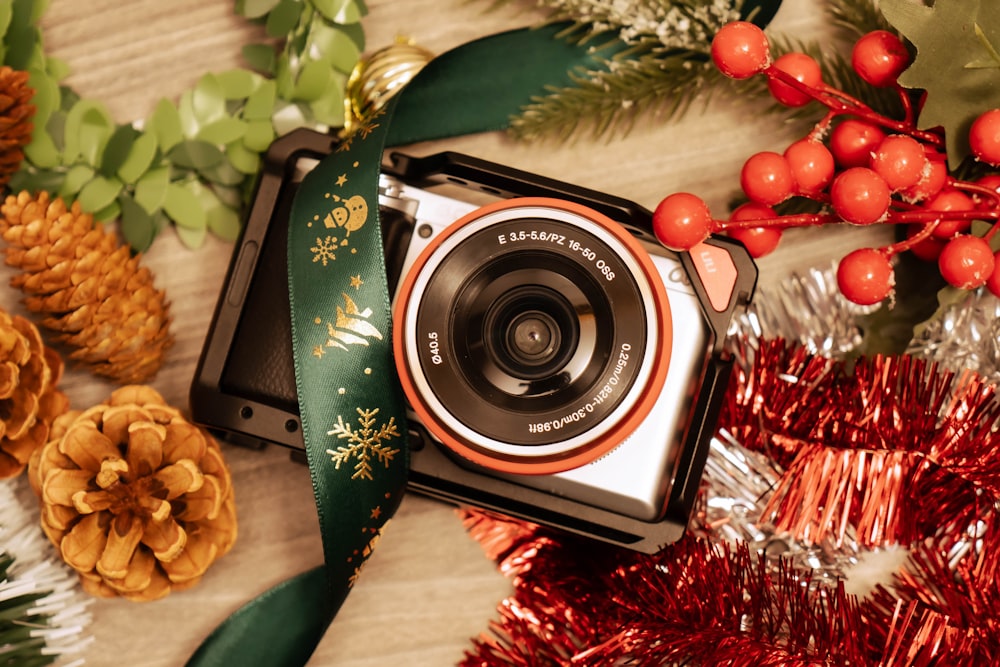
190, 127, 757, 553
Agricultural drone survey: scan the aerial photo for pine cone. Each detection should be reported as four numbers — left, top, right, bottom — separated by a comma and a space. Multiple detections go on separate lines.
28, 385, 237, 601
0, 191, 173, 383
0, 307, 68, 478
0, 66, 34, 188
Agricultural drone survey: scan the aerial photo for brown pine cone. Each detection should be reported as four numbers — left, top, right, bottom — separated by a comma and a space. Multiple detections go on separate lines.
28, 385, 237, 601
0, 190, 173, 383
0, 66, 34, 188
0, 307, 68, 478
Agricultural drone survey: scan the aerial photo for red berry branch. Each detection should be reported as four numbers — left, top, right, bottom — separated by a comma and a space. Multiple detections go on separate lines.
653, 21, 1000, 306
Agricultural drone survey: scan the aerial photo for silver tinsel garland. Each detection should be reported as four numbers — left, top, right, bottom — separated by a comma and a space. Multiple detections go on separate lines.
697, 262, 967, 596
907, 287, 1000, 386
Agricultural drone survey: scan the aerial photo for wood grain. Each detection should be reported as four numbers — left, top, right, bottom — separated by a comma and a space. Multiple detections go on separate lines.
3, 1, 888, 665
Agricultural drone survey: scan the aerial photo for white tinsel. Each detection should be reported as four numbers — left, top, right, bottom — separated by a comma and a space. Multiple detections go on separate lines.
0, 480, 93, 666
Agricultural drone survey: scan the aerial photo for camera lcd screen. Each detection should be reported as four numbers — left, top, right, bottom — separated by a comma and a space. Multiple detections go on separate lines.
220, 170, 301, 415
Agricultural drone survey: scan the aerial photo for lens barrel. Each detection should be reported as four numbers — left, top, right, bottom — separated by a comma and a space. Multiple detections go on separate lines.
393, 198, 672, 474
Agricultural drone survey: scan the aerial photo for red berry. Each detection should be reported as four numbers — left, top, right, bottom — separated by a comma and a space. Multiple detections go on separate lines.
837, 248, 893, 305
986, 251, 1000, 298
901, 156, 947, 203
726, 202, 782, 257
830, 119, 886, 168
711, 21, 771, 80
830, 167, 891, 225
969, 108, 1000, 166
740, 151, 794, 205
851, 30, 910, 87
784, 139, 835, 195
926, 189, 974, 240
767, 53, 822, 107
869, 134, 927, 192
653, 193, 713, 251
906, 224, 946, 262
938, 235, 995, 289
973, 174, 1000, 210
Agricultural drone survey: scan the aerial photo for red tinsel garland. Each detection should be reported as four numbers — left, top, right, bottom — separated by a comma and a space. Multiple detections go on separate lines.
725, 338, 1000, 549
460, 337, 1000, 665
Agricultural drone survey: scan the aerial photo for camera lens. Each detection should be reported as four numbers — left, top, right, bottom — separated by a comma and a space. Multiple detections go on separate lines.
486, 285, 575, 379
393, 198, 673, 475
509, 311, 556, 361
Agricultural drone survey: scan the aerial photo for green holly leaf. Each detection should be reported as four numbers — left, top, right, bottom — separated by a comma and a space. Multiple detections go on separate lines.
881, 0, 1000, 169
226, 139, 261, 175
310, 0, 362, 25
242, 43, 276, 75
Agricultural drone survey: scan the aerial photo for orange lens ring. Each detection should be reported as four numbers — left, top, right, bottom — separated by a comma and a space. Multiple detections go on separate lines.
392, 197, 673, 475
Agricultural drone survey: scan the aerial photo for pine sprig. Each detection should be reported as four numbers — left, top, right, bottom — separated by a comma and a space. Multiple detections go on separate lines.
511, 50, 728, 142
501, 0, 747, 142
535, 0, 741, 48
502, 0, 901, 143
0, 481, 93, 665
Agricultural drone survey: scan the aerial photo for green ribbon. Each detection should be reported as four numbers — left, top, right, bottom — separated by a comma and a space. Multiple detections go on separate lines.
187, 4, 781, 663
185, 24, 608, 667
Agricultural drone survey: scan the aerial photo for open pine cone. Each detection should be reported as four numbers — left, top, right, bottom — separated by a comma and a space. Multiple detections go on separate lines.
0, 191, 173, 383
0, 307, 68, 478
28, 385, 237, 601
0, 66, 34, 188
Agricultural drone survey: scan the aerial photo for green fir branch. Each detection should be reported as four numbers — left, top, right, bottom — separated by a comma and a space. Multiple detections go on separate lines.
506, 0, 901, 143
510, 50, 726, 142
0, 483, 93, 665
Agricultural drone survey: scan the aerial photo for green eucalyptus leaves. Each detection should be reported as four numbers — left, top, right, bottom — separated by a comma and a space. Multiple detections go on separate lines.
3, 0, 367, 251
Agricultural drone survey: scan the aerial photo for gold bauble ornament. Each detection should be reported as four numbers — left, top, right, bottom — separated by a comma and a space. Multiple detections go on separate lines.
343, 38, 434, 135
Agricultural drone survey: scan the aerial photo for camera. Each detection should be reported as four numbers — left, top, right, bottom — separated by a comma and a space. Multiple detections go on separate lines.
190, 128, 757, 553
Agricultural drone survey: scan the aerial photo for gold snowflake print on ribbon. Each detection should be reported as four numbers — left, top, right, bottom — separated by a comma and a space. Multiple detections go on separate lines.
326, 408, 401, 480
311, 236, 338, 265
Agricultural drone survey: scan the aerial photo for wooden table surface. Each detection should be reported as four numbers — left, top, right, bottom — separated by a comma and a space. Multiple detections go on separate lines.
6, 1, 888, 665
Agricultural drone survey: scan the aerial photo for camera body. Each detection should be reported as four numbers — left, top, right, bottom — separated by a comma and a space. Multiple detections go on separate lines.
190, 128, 757, 552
